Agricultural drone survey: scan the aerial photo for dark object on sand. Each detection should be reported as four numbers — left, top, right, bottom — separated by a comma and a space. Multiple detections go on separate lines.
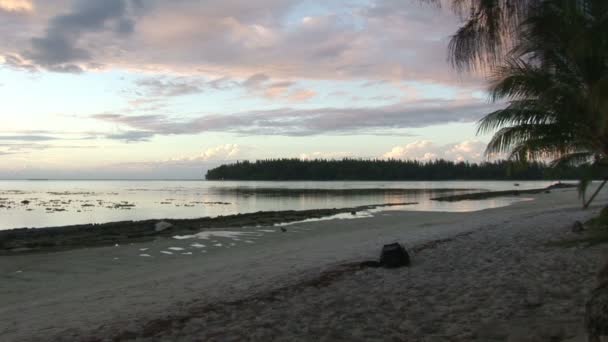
585, 259, 608, 342
514, 183, 520, 186
358, 243, 411, 269
20, 200, 30, 205
280, 227, 287, 232
572, 221, 584, 233
351, 211, 357, 215
380, 243, 410, 268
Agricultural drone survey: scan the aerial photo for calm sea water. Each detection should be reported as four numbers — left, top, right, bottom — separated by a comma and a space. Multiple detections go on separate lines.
0, 180, 560, 230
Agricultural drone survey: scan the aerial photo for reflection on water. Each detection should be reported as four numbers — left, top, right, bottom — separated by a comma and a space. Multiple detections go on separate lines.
0, 180, 561, 230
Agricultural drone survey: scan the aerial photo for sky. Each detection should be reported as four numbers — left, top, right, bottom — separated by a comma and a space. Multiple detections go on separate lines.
0, 0, 501, 179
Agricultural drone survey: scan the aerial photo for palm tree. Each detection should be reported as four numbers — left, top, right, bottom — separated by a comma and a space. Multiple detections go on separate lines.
424, 1, 601, 68
422, 0, 544, 70
475, 0, 608, 208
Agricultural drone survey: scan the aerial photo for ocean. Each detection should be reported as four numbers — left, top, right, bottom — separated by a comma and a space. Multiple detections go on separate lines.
0, 180, 559, 230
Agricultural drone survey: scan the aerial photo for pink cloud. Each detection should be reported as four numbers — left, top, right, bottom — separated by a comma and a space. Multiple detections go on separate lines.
382, 140, 490, 162
0, 0, 33, 13
92, 98, 498, 138
299, 151, 354, 160
0, 0, 484, 88
288, 89, 316, 102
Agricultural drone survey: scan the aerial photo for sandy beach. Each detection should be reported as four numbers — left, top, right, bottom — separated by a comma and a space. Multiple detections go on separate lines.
1, 187, 607, 341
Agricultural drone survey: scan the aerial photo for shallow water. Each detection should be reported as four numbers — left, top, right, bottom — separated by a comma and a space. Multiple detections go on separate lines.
0, 180, 560, 230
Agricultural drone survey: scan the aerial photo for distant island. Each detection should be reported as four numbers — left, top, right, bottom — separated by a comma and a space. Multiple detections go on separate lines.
205, 159, 600, 181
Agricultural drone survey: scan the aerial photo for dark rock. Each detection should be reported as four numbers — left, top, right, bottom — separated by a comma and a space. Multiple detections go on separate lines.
380, 242, 410, 268
280, 227, 287, 232
350, 211, 357, 215
572, 221, 584, 233
20, 200, 30, 205
514, 183, 520, 186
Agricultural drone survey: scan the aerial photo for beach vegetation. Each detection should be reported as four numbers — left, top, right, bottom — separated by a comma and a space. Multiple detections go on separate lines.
205, 158, 599, 181
433, 0, 608, 208
547, 207, 608, 248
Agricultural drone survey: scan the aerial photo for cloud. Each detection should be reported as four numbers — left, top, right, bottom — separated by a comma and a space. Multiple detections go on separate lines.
0, 0, 33, 13
0, 142, 97, 153
1, 0, 482, 89
2, 54, 38, 72
93, 98, 497, 138
299, 151, 354, 160
383, 140, 438, 160
382, 139, 489, 162
0, 132, 103, 142
168, 144, 243, 163
96, 144, 248, 178
242, 73, 270, 88
103, 130, 155, 142
128, 74, 311, 107
126, 76, 237, 108
288, 89, 317, 102
134, 77, 207, 97
0, 135, 61, 141
238, 73, 316, 101
21, 0, 141, 72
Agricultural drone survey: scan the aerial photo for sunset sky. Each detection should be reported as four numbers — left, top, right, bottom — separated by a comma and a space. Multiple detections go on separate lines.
0, 0, 500, 179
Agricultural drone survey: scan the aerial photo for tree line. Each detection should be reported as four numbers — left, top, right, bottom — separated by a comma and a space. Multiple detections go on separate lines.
205, 159, 602, 181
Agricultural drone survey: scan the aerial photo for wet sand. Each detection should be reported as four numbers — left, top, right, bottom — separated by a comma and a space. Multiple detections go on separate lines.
0, 187, 606, 341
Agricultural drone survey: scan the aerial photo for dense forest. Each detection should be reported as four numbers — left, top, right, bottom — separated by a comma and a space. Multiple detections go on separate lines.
205, 159, 603, 181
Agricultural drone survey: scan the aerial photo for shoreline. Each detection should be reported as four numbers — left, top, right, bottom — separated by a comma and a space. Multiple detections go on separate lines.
0, 202, 416, 255
1, 187, 606, 341
431, 183, 575, 201
0, 184, 571, 255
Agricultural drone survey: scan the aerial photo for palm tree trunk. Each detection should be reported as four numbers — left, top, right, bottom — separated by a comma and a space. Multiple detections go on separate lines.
583, 178, 608, 209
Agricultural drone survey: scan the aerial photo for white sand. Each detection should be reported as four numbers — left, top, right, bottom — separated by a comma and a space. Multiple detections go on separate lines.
1, 188, 607, 341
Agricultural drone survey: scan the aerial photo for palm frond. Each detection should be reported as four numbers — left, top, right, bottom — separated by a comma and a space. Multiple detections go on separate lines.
550, 152, 596, 167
